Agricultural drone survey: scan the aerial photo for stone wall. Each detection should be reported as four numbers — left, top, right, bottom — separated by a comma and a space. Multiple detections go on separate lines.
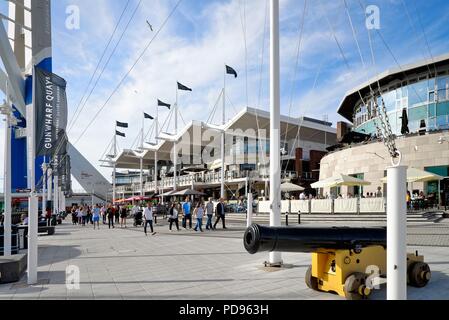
319, 131, 449, 195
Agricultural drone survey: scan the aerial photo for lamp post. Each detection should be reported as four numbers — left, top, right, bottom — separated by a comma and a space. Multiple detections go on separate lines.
0, 86, 15, 257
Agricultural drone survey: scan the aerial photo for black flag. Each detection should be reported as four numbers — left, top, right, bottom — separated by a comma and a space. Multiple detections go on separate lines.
116, 130, 126, 138
226, 65, 238, 78
177, 82, 192, 92
144, 113, 154, 120
158, 99, 171, 109
34, 67, 68, 157
116, 121, 128, 128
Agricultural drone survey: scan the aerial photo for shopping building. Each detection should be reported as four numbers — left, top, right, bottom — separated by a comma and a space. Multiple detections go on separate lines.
106, 107, 337, 200
319, 53, 449, 206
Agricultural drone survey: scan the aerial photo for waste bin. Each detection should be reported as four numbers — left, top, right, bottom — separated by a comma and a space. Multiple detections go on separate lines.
51, 215, 57, 226
0, 225, 19, 255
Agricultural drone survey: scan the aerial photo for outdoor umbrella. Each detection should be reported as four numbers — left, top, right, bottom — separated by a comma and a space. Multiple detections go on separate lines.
158, 190, 176, 197
280, 182, 304, 214
311, 174, 371, 189
381, 168, 444, 183
170, 189, 206, 196
280, 182, 305, 192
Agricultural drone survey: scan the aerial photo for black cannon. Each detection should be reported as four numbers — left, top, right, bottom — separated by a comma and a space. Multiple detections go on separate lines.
244, 224, 387, 254
243, 224, 430, 299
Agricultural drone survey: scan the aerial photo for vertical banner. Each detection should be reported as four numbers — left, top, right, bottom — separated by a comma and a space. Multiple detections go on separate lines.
34, 67, 68, 157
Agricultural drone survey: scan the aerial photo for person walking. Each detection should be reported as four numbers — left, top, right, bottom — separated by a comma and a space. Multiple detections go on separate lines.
213, 198, 227, 230
86, 206, 92, 225
143, 203, 156, 236
182, 197, 192, 229
120, 205, 128, 228
205, 198, 214, 230
77, 207, 83, 225
92, 205, 101, 230
168, 202, 180, 231
107, 205, 115, 229
193, 202, 204, 232
82, 206, 88, 226
101, 205, 106, 224
71, 206, 77, 225
114, 205, 120, 224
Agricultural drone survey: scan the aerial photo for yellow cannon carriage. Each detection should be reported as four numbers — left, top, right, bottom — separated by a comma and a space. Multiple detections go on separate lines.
244, 224, 431, 300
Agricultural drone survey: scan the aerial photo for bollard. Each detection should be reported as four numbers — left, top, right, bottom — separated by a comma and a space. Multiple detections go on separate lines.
298, 211, 301, 225
247, 193, 253, 228
387, 165, 407, 300
285, 213, 289, 226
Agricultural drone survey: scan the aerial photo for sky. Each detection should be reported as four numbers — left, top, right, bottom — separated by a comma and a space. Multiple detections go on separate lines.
1, 0, 449, 192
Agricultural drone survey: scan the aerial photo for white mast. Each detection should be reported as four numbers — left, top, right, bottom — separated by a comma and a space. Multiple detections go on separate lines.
140, 114, 144, 198
387, 163, 407, 300
112, 125, 117, 204
221, 67, 226, 199
173, 87, 178, 192
2, 83, 12, 257
155, 104, 159, 198
269, 0, 282, 266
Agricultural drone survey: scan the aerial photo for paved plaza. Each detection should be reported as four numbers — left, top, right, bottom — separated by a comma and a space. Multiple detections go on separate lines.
1, 218, 449, 300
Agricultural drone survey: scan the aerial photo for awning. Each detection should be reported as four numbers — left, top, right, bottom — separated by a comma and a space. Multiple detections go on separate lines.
311, 174, 371, 189
381, 168, 445, 183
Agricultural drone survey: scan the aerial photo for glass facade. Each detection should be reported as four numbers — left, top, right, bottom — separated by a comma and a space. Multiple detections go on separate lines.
353, 75, 449, 135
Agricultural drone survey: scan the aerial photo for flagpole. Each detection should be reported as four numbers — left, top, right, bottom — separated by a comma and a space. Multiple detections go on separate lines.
155, 104, 159, 199
221, 66, 226, 199
27, 67, 38, 284
3, 83, 12, 257
140, 114, 144, 198
54, 160, 59, 217
269, 0, 282, 266
113, 125, 117, 205
173, 86, 178, 192
41, 160, 47, 225
47, 167, 52, 202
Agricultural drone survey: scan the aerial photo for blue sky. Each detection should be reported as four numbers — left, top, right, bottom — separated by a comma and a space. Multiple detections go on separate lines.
2, 0, 449, 188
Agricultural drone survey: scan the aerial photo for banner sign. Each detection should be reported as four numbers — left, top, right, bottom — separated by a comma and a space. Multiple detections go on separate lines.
35, 67, 68, 157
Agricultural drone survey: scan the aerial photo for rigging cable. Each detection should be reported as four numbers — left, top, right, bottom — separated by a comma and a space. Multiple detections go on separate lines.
68, 0, 132, 132
72, 0, 184, 146
68, 0, 142, 134
281, 0, 308, 174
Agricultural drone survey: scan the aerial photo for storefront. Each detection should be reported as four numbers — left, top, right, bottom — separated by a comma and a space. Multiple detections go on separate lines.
426, 166, 449, 206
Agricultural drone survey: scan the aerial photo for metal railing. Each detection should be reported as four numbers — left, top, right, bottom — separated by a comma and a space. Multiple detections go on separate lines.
116, 170, 277, 193
0, 233, 21, 255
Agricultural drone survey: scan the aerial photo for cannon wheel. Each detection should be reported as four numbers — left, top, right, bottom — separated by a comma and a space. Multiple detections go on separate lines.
408, 262, 431, 288
344, 272, 369, 300
305, 266, 319, 291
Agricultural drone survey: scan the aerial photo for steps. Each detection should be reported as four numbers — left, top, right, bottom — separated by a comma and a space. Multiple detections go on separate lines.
226, 211, 445, 224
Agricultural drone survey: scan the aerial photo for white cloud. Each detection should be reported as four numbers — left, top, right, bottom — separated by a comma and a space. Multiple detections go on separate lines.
2, 0, 449, 192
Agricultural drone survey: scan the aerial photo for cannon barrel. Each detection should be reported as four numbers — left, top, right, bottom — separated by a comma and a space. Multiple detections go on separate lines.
244, 224, 387, 254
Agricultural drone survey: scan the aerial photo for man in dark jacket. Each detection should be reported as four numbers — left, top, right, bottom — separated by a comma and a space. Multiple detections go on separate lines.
213, 198, 227, 230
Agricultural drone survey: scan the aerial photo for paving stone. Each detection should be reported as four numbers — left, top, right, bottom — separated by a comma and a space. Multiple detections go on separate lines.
0, 220, 448, 300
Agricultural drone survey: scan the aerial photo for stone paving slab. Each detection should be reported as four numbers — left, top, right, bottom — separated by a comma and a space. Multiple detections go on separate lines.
0, 220, 448, 300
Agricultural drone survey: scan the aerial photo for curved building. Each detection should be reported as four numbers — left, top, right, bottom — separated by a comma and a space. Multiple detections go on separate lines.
320, 53, 449, 206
